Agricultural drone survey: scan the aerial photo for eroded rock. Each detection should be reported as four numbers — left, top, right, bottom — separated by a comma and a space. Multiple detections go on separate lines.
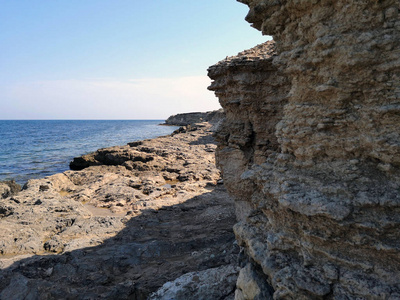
0, 181, 20, 199
149, 265, 239, 300
208, 1, 400, 298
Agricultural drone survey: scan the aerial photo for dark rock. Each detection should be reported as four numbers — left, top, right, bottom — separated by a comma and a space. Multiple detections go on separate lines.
0, 180, 21, 199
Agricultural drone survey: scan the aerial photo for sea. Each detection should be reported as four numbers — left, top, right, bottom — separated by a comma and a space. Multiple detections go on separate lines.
0, 120, 178, 185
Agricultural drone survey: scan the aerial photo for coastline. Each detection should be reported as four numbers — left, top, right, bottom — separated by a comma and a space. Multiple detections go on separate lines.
0, 113, 237, 299
0, 120, 178, 186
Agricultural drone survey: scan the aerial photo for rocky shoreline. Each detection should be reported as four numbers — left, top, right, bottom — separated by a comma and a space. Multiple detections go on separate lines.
0, 115, 238, 299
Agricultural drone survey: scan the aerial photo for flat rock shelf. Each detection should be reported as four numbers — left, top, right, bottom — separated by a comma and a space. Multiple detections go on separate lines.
0, 121, 238, 300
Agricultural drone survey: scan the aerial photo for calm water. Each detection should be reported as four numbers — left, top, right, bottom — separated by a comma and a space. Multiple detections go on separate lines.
0, 120, 178, 185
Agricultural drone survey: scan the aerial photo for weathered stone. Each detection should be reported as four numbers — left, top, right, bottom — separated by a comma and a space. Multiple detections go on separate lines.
235, 263, 273, 300
0, 118, 238, 299
0, 181, 20, 199
208, 1, 400, 298
149, 265, 239, 300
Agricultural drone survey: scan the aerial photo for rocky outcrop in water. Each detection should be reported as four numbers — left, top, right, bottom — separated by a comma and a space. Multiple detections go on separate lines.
0, 122, 237, 299
208, 1, 400, 298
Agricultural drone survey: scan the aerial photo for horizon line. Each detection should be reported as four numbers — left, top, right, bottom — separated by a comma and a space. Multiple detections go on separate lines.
0, 119, 168, 121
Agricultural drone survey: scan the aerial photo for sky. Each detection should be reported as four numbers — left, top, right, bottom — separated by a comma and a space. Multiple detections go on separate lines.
0, 0, 269, 119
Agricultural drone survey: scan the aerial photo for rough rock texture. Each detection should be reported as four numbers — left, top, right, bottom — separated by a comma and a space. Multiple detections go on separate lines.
0, 122, 238, 299
208, 1, 400, 299
164, 109, 224, 126
0, 181, 21, 199
149, 265, 239, 300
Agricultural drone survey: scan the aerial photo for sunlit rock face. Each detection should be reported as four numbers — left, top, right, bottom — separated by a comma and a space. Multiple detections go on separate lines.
208, 0, 400, 298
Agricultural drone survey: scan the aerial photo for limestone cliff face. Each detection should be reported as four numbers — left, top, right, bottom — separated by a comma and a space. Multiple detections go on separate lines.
208, 1, 400, 299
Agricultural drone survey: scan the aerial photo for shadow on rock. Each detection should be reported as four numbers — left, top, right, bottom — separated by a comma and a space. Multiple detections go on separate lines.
0, 185, 238, 300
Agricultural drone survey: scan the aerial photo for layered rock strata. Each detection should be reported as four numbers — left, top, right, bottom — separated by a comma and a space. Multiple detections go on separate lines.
0, 122, 238, 299
208, 1, 400, 298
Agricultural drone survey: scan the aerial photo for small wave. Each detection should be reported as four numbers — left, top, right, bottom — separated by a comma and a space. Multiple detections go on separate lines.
0, 172, 14, 176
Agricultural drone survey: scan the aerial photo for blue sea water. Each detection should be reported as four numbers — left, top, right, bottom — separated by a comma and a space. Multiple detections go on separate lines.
0, 120, 178, 185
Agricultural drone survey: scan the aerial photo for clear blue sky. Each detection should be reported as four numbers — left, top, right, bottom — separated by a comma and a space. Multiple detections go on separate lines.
0, 0, 269, 119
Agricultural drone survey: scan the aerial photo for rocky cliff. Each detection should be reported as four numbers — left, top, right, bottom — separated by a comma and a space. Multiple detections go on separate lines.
164, 109, 224, 127
208, 1, 400, 299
